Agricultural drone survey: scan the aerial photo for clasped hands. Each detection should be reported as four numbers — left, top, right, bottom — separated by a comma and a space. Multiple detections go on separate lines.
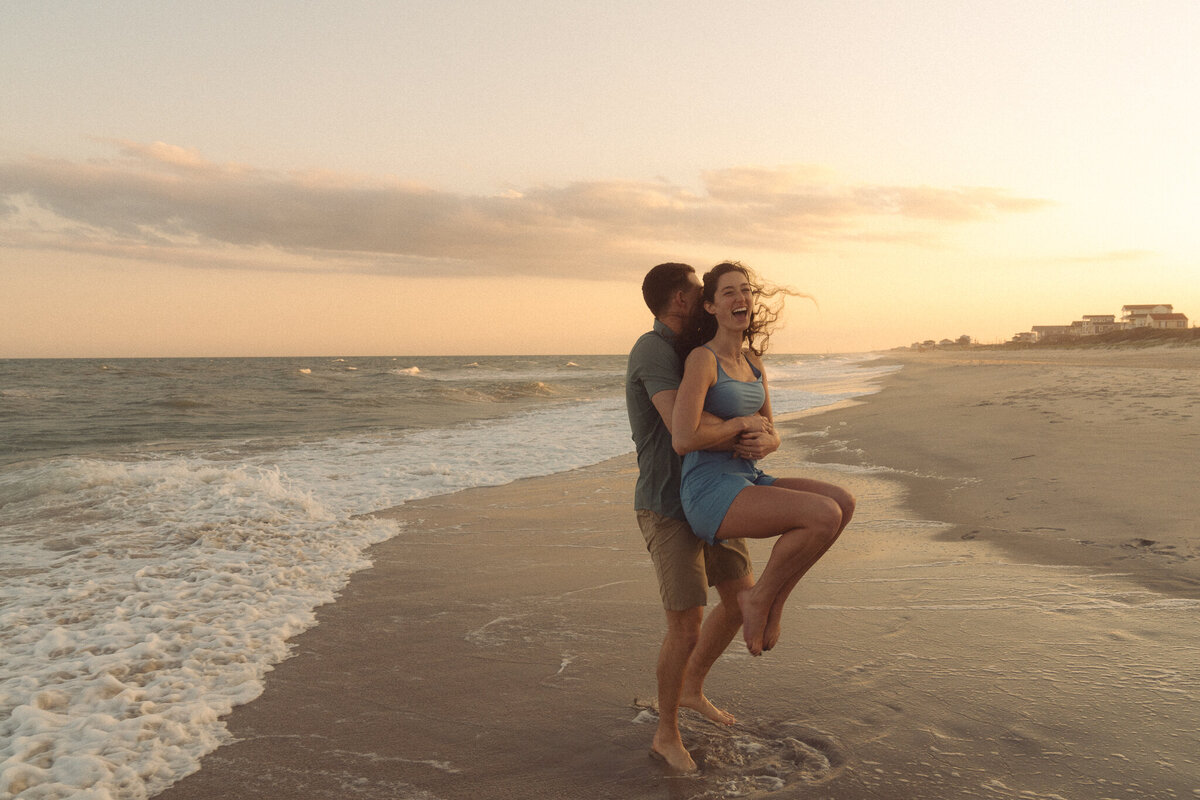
733, 414, 778, 461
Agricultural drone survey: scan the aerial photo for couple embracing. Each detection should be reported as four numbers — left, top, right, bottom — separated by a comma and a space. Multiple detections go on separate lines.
625, 261, 854, 773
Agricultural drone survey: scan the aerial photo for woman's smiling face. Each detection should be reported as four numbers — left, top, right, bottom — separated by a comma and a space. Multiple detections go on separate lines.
706, 268, 754, 331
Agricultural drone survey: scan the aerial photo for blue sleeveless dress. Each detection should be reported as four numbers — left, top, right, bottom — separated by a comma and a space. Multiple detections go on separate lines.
680, 348, 777, 543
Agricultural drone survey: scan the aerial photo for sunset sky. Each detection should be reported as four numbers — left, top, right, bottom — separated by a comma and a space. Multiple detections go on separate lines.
3, 1, 1198, 357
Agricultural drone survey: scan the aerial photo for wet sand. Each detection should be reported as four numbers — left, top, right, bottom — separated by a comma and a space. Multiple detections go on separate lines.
817, 347, 1200, 596
157, 346, 1200, 800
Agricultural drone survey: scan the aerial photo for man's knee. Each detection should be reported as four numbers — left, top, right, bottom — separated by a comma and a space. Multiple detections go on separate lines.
664, 607, 703, 647
713, 573, 753, 617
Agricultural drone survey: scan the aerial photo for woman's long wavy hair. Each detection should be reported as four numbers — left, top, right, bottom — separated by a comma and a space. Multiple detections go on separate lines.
674, 261, 807, 359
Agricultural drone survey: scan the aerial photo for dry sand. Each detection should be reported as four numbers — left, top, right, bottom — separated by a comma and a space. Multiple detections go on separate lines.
157, 346, 1200, 800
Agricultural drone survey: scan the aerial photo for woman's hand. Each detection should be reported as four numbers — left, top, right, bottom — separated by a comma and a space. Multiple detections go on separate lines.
734, 428, 780, 460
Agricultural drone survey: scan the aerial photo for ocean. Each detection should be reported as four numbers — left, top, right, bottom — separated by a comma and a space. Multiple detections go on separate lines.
0, 353, 897, 799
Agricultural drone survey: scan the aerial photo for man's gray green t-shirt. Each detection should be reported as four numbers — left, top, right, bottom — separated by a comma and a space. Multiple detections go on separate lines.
625, 319, 686, 522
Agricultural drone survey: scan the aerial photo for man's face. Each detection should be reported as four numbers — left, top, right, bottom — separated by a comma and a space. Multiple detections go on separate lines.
682, 272, 703, 317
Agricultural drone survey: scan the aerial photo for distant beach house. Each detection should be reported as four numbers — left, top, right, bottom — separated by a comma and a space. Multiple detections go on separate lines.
1023, 303, 1190, 343
1122, 304, 1173, 326
1081, 314, 1121, 336
1122, 304, 1189, 329
1148, 313, 1189, 329
1031, 324, 1077, 341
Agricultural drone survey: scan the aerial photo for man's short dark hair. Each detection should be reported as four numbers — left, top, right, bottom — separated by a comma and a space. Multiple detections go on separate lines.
641, 263, 695, 316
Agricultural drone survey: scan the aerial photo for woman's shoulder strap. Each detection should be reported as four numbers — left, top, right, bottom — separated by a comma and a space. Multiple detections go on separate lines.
744, 349, 764, 379
701, 345, 729, 379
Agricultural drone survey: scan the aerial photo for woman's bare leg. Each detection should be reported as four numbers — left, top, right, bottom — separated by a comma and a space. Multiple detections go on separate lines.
759, 479, 855, 650
715, 484, 845, 655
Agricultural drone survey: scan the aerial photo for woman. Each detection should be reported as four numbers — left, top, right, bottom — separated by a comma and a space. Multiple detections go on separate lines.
671, 262, 855, 656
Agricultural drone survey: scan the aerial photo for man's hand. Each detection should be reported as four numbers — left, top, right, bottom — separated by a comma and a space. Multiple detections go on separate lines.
736, 414, 774, 435
733, 425, 780, 461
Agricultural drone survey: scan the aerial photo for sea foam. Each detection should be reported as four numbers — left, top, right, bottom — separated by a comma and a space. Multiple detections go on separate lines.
1, 456, 395, 799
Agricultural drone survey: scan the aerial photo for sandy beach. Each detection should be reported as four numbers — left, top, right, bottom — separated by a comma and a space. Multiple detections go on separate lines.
157, 346, 1200, 800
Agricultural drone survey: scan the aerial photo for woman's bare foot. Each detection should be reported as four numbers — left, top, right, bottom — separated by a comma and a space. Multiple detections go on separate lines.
763, 603, 784, 651
737, 587, 770, 656
680, 692, 736, 726
650, 730, 698, 773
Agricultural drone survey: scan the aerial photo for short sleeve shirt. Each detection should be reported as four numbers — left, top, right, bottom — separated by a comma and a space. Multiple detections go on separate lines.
625, 319, 686, 521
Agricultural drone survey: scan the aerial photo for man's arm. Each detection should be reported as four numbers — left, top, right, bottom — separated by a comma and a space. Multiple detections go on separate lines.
651, 389, 761, 452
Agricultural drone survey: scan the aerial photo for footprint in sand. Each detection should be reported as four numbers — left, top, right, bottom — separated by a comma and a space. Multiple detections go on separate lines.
1121, 538, 1181, 558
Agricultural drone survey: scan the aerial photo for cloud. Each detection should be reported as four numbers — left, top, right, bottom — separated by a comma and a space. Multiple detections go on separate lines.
1057, 249, 1157, 263
0, 142, 1053, 278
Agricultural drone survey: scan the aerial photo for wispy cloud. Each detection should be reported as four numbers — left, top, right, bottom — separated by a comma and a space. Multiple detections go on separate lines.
0, 142, 1053, 278
1056, 249, 1158, 264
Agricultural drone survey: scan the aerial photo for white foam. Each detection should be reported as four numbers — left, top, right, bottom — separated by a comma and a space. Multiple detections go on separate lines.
266, 397, 634, 516
0, 458, 396, 799
767, 356, 899, 415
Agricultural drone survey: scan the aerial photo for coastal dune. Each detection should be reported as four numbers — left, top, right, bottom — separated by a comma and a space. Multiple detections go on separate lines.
157, 347, 1200, 799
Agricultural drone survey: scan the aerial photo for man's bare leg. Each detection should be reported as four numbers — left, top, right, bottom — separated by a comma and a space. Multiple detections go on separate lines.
679, 573, 752, 724
652, 606, 702, 772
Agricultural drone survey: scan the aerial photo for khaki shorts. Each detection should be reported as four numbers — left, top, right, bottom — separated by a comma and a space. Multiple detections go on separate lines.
637, 509, 752, 611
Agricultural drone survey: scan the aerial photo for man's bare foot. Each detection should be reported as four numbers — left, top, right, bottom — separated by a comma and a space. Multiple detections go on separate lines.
680, 692, 736, 726
737, 587, 770, 656
650, 730, 697, 773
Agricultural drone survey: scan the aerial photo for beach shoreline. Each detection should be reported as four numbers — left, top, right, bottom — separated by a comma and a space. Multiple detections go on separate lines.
800, 346, 1200, 599
156, 346, 1200, 799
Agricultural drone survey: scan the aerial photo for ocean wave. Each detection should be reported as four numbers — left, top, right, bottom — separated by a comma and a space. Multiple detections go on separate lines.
477, 380, 560, 401
380, 379, 567, 405
1, 388, 65, 402
0, 455, 397, 799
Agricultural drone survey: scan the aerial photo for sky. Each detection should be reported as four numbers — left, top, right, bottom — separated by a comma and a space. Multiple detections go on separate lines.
2, 0, 1199, 357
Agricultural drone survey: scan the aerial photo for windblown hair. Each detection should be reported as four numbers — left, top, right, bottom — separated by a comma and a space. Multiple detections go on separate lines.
675, 261, 808, 359
641, 262, 696, 316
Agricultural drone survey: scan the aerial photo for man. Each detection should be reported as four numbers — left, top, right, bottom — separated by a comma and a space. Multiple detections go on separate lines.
625, 262, 779, 773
